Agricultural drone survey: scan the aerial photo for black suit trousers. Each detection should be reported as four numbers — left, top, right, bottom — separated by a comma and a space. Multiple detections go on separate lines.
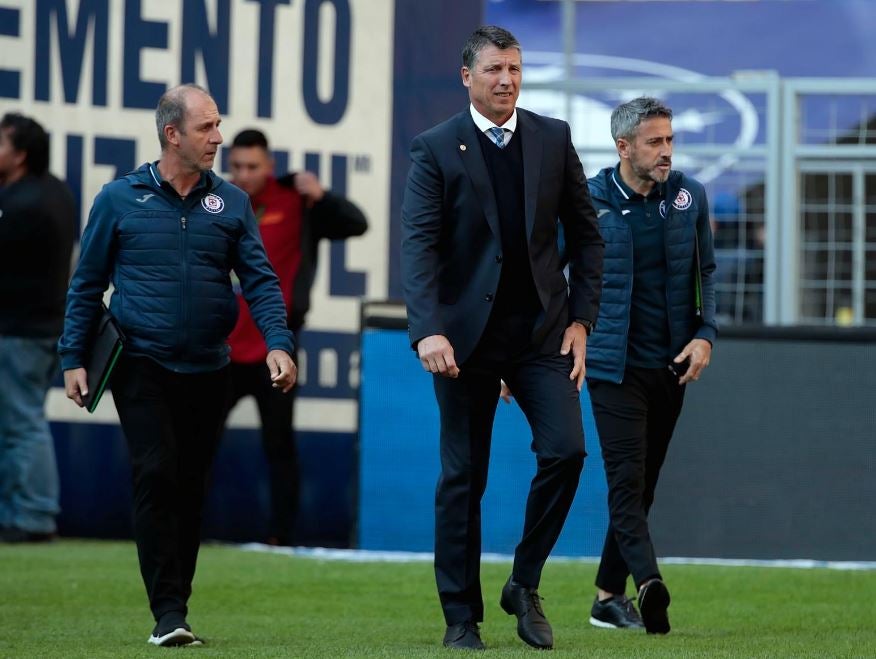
112, 355, 230, 621
432, 319, 586, 625
587, 367, 685, 594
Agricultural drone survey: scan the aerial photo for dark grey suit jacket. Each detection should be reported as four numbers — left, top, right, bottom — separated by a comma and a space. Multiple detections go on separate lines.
400, 107, 604, 366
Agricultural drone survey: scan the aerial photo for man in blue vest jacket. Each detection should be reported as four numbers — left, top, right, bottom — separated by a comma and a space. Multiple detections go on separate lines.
59, 84, 297, 647
584, 97, 717, 635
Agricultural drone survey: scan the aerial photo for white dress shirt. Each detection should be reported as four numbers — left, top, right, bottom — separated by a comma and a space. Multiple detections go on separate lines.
469, 104, 517, 145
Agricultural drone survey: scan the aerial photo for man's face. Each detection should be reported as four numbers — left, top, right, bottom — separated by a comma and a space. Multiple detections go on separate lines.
172, 92, 223, 172
0, 127, 24, 185
228, 146, 273, 197
462, 44, 521, 125
619, 117, 673, 186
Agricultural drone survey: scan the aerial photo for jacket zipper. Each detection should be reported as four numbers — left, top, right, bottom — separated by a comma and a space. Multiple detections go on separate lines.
619, 200, 634, 384
663, 205, 674, 352
179, 214, 189, 358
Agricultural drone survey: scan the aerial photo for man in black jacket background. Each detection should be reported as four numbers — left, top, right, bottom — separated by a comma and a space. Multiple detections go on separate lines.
0, 113, 75, 543
225, 129, 368, 545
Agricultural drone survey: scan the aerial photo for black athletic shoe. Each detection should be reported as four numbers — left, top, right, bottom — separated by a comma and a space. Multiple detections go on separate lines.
147, 613, 198, 647
442, 620, 485, 650
589, 594, 645, 629
638, 579, 671, 635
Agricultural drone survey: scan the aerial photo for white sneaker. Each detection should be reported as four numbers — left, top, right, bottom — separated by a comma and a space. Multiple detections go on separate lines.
147, 626, 197, 647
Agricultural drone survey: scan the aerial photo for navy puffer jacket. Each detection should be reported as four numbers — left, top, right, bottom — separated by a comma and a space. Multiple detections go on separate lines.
585, 167, 717, 383
59, 162, 295, 373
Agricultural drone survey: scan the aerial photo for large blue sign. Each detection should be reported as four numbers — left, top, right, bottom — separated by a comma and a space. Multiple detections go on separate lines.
358, 330, 610, 557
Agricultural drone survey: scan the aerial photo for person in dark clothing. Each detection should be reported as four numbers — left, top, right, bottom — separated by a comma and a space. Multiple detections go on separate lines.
59, 84, 297, 647
225, 128, 367, 545
401, 26, 604, 651
584, 97, 717, 635
0, 113, 75, 543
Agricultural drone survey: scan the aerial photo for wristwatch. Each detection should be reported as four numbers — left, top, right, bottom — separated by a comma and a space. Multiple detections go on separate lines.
573, 319, 594, 335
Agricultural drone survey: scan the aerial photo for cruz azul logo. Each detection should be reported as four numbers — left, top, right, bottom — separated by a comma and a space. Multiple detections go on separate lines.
201, 194, 225, 214
672, 188, 693, 211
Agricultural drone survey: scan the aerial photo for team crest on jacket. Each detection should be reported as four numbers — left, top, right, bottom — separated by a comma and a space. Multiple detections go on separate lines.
671, 188, 693, 211
201, 194, 225, 214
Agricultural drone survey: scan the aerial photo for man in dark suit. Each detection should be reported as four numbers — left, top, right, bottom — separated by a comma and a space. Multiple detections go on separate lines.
400, 25, 604, 651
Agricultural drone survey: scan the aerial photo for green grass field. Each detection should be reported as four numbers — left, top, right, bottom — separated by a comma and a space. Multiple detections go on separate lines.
1, 541, 874, 658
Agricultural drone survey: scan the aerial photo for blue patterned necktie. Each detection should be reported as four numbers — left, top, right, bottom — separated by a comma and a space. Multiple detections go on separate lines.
488, 126, 505, 149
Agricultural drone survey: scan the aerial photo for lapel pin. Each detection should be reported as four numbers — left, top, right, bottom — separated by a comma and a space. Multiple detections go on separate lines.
459, 144, 467, 151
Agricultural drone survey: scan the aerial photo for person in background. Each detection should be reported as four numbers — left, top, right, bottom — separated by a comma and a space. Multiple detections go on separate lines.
225, 128, 367, 546
0, 113, 75, 543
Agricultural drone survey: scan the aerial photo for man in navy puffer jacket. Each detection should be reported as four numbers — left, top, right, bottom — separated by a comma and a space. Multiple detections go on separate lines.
584, 98, 717, 636
59, 84, 297, 647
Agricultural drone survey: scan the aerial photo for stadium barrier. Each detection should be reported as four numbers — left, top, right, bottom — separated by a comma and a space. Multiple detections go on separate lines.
358, 302, 876, 561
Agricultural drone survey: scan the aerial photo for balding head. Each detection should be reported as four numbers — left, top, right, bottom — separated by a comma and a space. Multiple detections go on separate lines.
155, 84, 213, 150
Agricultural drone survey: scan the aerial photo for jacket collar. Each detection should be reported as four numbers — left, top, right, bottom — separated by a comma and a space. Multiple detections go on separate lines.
454, 107, 541, 242
518, 108, 542, 241
455, 111, 501, 240
129, 161, 220, 198
592, 166, 680, 210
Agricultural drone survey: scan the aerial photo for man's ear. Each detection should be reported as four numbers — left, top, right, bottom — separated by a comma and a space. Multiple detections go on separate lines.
461, 67, 471, 89
164, 124, 180, 147
616, 138, 630, 160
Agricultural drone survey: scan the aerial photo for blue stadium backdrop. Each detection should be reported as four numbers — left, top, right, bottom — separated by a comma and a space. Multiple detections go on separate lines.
0, 0, 482, 546
358, 327, 611, 557
2, 0, 874, 558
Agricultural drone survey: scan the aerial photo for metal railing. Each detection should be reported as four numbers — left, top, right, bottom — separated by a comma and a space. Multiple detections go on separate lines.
522, 29, 876, 326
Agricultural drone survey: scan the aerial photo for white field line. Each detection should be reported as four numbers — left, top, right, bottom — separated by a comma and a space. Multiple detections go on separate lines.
236, 545, 876, 571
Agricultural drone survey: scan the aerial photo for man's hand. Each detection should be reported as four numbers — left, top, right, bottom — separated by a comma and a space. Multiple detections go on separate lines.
294, 171, 325, 207
499, 379, 513, 404
417, 334, 459, 378
673, 338, 712, 385
561, 322, 588, 392
64, 368, 88, 408
267, 350, 297, 393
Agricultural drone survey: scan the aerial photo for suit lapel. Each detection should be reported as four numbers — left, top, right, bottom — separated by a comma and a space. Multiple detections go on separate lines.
518, 110, 542, 242
455, 113, 501, 241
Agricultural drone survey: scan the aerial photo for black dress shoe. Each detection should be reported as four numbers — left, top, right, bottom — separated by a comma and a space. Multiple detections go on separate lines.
443, 620, 485, 650
499, 577, 553, 649
638, 579, 671, 634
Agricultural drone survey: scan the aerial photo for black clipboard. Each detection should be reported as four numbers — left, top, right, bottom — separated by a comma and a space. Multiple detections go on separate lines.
83, 303, 125, 413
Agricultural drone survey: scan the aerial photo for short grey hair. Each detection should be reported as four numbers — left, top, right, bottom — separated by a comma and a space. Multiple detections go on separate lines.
155, 83, 211, 149
462, 25, 521, 70
610, 96, 673, 142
